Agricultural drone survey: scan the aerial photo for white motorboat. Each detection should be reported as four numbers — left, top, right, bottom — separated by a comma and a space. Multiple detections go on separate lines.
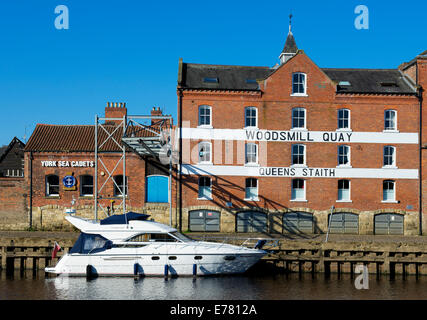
45, 212, 267, 277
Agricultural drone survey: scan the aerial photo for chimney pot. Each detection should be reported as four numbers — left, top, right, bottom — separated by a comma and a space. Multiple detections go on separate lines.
105, 101, 127, 124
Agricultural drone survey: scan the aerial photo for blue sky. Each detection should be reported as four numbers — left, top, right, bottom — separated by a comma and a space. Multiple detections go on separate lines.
0, 0, 425, 146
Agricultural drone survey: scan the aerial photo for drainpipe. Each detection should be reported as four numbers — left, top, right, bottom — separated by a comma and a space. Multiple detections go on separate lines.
178, 88, 183, 232
419, 87, 424, 236
29, 151, 33, 229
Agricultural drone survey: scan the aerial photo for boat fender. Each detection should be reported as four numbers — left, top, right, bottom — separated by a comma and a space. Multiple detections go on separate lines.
164, 264, 169, 278
134, 263, 139, 276
86, 264, 95, 279
254, 240, 267, 249
193, 264, 197, 277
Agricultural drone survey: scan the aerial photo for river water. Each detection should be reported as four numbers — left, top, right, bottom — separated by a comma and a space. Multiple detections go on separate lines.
1, 269, 426, 300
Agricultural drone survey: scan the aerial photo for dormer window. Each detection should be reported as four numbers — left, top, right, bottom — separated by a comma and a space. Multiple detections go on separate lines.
292, 72, 307, 95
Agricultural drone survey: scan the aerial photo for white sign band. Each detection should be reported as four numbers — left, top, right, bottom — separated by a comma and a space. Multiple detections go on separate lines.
181, 128, 418, 144
181, 164, 418, 179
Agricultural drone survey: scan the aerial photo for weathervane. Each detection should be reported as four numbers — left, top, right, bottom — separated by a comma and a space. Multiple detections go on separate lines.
289, 13, 293, 32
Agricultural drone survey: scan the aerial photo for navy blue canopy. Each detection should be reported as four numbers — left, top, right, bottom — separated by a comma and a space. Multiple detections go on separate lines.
69, 233, 112, 254
100, 212, 150, 225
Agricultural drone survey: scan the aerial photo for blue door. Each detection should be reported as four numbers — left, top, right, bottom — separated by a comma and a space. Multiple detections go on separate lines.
146, 176, 169, 203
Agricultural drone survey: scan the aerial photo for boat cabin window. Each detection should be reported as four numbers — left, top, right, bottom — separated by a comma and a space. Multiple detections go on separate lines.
126, 233, 178, 242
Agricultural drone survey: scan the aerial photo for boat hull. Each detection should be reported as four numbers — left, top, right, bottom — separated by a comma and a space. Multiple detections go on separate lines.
45, 252, 265, 277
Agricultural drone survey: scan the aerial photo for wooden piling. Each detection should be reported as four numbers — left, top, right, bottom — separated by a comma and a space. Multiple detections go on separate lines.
1, 247, 6, 270
14, 258, 21, 269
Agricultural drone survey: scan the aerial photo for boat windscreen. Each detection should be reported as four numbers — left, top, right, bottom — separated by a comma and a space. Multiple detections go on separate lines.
170, 231, 194, 242
69, 233, 112, 254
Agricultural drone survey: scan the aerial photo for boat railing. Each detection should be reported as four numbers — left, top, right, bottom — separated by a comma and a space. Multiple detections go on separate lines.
191, 235, 280, 249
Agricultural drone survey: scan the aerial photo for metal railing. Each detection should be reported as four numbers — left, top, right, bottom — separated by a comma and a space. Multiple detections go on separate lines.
189, 235, 280, 249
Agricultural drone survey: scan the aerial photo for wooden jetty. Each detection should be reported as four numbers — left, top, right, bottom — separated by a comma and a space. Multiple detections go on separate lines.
192, 235, 427, 277
0, 235, 76, 272
1, 232, 427, 277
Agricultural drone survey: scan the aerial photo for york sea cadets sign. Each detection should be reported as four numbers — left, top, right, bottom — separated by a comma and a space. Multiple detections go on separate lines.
41, 160, 95, 168
245, 130, 352, 142
260, 167, 336, 177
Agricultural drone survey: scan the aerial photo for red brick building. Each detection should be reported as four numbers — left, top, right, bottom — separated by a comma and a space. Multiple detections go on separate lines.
176, 27, 426, 235
2, 27, 426, 236
0, 137, 27, 229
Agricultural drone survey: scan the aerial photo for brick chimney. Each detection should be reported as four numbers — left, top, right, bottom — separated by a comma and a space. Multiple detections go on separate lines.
151, 107, 173, 127
105, 102, 127, 125
151, 107, 162, 125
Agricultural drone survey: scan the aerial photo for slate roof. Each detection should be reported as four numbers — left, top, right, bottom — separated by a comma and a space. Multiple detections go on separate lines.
0, 146, 7, 159
179, 62, 417, 94
24, 124, 160, 152
0, 137, 25, 163
282, 32, 298, 54
322, 68, 416, 94
179, 63, 273, 91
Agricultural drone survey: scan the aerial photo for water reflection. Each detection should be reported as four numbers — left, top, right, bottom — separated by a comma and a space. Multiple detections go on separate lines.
1, 270, 426, 300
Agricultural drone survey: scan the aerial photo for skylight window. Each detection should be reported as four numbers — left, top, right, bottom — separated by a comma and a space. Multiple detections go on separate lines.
246, 79, 257, 84
380, 81, 398, 87
203, 77, 218, 83
338, 81, 351, 86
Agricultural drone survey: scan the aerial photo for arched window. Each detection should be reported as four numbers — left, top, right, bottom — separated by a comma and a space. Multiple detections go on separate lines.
337, 180, 350, 201
198, 142, 212, 163
244, 107, 257, 128
384, 110, 397, 131
46, 175, 59, 196
291, 179, 305, 201
337, 109, 350, 130
198, 105, 212, 127
292, 72, 306, 95
383, 180, 395, 202
292, 107, 306, 129
245, 143, 257, 165
338, 145, 351, 166
198, 177, 212, 200
383, 146, 396, 167
291, 144, 305, 166
245, 178, 258, 200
